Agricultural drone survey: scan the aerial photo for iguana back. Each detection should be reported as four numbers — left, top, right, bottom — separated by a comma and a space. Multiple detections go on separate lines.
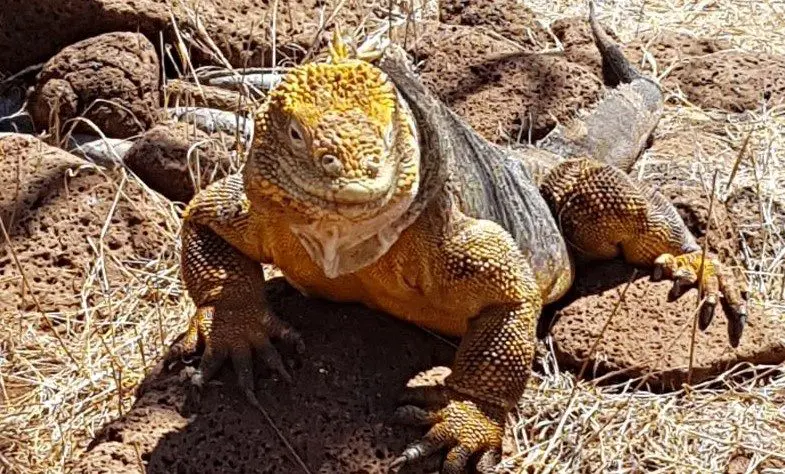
379, 52, 573, 302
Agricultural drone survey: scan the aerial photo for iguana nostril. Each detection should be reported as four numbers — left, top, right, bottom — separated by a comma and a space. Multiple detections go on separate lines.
320, 154, 343, 177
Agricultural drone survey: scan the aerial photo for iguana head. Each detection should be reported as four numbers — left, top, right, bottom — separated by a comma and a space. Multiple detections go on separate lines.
246, 35, 420, 223
244, 33, 422, 277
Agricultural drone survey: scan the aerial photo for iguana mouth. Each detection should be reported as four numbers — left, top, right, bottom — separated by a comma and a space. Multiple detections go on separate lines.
263, 157, 405, 222
278, 156, 399, 210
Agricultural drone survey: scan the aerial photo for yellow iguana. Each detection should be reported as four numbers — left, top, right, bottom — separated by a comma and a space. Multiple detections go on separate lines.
168, 7, 746, 472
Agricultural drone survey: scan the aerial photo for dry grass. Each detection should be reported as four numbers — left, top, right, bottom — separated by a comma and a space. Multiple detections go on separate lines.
1, 1, 784, 473
0, 174, 186, 473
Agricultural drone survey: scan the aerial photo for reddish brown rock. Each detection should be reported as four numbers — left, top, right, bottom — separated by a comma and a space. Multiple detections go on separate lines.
123, 122, 235, 203
726, 186, 785, 261
0, 134, 171, 314
401, 22, 602, 143
549, 260, 784, 390
439, 0, 548, 48
0, 0, 378, 74
669, 52, 785, 112
30, 32, 161, 139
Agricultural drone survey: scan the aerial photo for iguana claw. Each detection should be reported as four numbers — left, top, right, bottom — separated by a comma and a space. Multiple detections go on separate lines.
391, 384, 504, 474
653, 251, 748, 346
167, 304, 305, 395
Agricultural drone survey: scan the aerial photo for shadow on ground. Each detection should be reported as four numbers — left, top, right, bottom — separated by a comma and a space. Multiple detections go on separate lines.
72, 262, 650, 473
75, 278, 457, 473
75, 258, 770, 472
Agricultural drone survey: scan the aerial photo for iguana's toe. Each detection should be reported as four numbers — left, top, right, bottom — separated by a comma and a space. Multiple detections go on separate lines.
727, 309, 747, 348
167, 304, 305, 394
392, 389, 504, 474
654, 251, 747, 346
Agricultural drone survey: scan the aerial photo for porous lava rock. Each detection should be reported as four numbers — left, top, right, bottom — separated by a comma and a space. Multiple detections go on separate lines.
30, 32, 160, 139
0, 0, 380, 74
551, 17, 785, 112
72, 278, 457, 473
668, 52, 785, 112
400, 22, 602, 143
549, 260, 785, 390
123, 122, 234, 203
551, 17, 730, 77
0, 134, 171, 315
439, 0, 549, 48
726, 185, 785, 261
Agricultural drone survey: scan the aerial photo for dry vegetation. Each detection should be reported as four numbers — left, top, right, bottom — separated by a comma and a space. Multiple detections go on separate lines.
1, 1, 784, 473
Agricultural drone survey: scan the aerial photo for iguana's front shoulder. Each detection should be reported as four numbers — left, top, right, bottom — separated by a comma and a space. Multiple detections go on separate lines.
181, 173, 267, 261
183, 174, 249, 226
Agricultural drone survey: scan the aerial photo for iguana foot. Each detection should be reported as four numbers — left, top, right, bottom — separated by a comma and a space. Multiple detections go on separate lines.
391, 384, 504, 474
167, 303, 305, 398
653, 251, 747, 346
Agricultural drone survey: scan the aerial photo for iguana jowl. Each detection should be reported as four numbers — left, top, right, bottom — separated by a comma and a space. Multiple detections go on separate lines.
170, 7, 747, 472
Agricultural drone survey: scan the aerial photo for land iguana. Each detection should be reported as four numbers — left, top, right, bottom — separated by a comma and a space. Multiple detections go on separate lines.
168, 5, 747, 472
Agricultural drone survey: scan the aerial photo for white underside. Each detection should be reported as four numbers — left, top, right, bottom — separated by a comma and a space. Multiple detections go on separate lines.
289, 179, 419, 278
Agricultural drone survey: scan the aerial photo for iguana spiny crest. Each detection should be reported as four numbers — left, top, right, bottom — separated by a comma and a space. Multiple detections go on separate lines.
244, 32, 422, 277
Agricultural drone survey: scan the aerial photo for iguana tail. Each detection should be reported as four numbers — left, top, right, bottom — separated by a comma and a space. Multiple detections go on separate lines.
538, 1, 663, 173
589, 0, 641, 86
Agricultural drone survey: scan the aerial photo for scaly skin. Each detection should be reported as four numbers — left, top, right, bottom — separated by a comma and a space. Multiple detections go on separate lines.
540, 157, 747, 338
169, 10, 748, 473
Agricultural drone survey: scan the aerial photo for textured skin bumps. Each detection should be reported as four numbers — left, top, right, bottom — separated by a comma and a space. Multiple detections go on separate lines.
540, 158, 696, 263
250, 59, 419, 214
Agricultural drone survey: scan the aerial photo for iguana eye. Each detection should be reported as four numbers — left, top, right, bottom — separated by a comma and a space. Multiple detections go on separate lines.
288, 120, 307, 149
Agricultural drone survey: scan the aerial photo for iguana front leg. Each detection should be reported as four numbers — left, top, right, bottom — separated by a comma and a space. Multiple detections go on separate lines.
393, 215, 541, 473
169, 175, 304, 399
540, 158, 748, 345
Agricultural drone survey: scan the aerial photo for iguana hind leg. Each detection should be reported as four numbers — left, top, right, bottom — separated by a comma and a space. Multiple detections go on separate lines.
541, 158, 748, 346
